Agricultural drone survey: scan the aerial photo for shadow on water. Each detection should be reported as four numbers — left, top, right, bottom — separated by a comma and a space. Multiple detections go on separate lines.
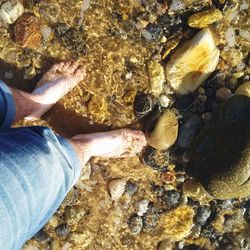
0, 58, 110, 137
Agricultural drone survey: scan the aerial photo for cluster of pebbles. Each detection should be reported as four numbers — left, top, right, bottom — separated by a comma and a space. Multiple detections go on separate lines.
0, 0, 249, 249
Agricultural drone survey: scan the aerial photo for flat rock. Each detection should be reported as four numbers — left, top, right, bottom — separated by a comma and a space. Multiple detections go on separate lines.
166, 28, 220, 95
146, 110, 178, 150
188, 8, 223, 29
0, 0, 24, 25
14, 13, 41, 48
147, 61, 165, 97
189, 95, 250, 199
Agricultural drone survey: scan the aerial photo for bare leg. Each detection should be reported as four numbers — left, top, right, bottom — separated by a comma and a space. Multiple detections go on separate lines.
69, 129, 147, 165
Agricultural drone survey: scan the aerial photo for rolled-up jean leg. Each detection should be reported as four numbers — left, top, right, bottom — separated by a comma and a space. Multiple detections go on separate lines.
0, 126, 81, 250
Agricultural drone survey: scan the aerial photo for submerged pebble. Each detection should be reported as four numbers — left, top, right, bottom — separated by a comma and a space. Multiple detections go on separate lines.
189, 95, 250, 199
14, 13, 41, 48
128, 214, 143, 234
136, 199, 150, 216
166, 28, 220, 95
161, 190, 181, 211
134, 92, 154, 118
178, 114, 203, 148
147, 61, 165, 97
188, 8, 223, 29
55, 223, 70, 238
146, 109, 178, 150
108, 179, 126, 201
0, 0, 24, 24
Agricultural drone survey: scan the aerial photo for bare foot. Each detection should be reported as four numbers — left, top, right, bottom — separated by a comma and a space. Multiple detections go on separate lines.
26, 61, 86, 120
71, 129, 147, 162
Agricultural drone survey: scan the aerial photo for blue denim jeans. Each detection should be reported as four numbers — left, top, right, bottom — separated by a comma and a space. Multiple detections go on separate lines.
0, 81, 82, 249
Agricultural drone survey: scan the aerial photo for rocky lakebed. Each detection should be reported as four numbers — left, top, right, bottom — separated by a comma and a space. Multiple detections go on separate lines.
0, 0, 249, 249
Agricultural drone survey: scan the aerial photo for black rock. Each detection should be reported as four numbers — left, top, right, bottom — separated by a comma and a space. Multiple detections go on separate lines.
183, 244, 204, 250
151, 184, 164, 197
204, 70, 225, 91
157, 14, 182, 38
201, 224, 218, 241
145, 23, 163, 41
128, 214, 143, 235
142, 204, 160, 232
174, 93, 196, 113
141, 146, 164, 170
189, 95, 250, 199
217, 233, 239, 250
194, 207, 211, 226
244, 200, 250, 223
125, 180, 138, 196
134, 92, 154, 118
54, 23, 87, 55
55, 223, 70, 238
161, 190, 181, 211
177, 114, 203, 148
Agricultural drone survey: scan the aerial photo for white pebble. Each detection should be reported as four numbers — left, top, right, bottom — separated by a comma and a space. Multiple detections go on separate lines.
159, 95, 170, 107
239, 29, 250, 42
141, 29, 152, 41
169, 0, 185, 12
108, 179, 126, 201
4, 71, 13, 79
0, 0, 24, 25
225, 27, 235, 47
40, 26, 52, 42
135, 199, 149, 216
240, 0, 249, 10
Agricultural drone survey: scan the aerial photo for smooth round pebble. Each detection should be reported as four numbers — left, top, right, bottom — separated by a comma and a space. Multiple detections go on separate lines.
216, 87, 232, 101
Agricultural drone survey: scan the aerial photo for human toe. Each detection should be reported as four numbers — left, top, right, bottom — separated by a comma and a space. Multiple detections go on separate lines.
62, 61, 72, 72
75, 66, 86, 80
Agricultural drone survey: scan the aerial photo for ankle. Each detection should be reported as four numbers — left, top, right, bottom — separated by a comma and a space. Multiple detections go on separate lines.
11, 89, 44, 122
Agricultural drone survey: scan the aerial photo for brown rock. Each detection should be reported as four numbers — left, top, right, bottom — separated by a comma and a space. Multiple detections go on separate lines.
216, 87, 232, 101
14, 13, 41, 48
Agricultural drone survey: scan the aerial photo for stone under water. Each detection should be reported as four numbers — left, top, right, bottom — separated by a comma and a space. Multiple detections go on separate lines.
0, 0, 24, 25
165, 28, 220, 95
145, 109, 178, 150
14, 13, 41, 48
189, 94, 250, 199
236, 81, 250, 97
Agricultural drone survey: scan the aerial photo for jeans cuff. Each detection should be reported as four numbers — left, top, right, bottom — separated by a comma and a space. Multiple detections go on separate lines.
0, 81, 16, 129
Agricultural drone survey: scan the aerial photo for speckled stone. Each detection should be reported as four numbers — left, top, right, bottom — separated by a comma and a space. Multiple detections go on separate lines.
189, 95, 250, 199
14, 13, 41, 48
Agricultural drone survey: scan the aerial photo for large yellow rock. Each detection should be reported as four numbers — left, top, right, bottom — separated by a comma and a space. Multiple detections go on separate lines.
236, 81, 250, 97
158, 206, 194, 241
166, 29, 220, 95
188, 8, 223, 29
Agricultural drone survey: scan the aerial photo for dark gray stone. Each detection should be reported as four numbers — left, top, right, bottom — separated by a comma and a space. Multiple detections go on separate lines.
189, 95, 250, 199
178, 114, 203, 148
